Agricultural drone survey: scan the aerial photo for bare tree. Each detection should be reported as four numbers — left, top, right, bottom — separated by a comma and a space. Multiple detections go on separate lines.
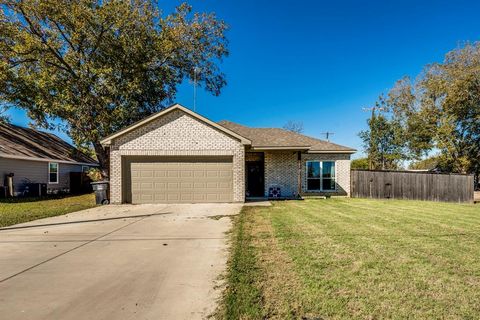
283, 120, 304, 134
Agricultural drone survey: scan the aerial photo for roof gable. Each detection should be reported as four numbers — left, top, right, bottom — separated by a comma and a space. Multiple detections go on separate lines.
218, 120, 356, 153
100, 104, 251, 145
0, 123, 98, 164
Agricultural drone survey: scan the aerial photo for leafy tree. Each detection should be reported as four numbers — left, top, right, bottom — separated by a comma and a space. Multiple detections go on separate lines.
409, 156, 439, 170
387, 77, 435, 159
359, 98, 407, 170
351, 157, 369, 169
0, 0, 228, 177
417, 43, 480, 177
387, 43, 480, 180
283, 120, 304, 134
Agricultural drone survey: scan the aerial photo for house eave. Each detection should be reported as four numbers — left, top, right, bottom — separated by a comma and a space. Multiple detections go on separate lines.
250, 146, 311, 151
307, 150, 356, 154
0, 153, 99, 166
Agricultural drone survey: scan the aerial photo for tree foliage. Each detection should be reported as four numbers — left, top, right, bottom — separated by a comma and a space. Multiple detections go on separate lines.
351, 157, 369, 169
0, 0, 228, 176
0, 105, 9, 123
359, 98, 407, 170
362, 42, 480, 179
409, 156, 439, 171
415, 43, 480, 175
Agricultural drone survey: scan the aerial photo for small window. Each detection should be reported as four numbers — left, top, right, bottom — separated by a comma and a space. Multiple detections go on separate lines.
307, 161, 321, 191
82, 166, 89, 173
49, 163, 59, 184
306, 161, 336, 191
322, 161, 336, 191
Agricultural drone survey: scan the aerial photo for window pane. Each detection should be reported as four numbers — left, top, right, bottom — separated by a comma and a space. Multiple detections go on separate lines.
307, 179, 320, 190
49, 163, 58, 173
49, 173, 58, 183
322, 178, 335, 191
322, 161, 335, 179
307, 162, 320, 178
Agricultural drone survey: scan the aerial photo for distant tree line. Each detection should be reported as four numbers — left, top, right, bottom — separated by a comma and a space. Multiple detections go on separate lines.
360, 42, 480, 182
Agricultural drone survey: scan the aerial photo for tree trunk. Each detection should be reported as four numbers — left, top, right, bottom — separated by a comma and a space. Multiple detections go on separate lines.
93, 141, 109, 179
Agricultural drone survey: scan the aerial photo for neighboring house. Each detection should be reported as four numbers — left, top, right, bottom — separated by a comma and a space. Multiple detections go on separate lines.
101, 104, 356, 204
0, 123, 98, 195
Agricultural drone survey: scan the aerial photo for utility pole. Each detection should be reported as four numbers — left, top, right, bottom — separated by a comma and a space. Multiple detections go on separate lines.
320, 132, 335, 141
362, 105, 386, 170
193, 67, 198, 112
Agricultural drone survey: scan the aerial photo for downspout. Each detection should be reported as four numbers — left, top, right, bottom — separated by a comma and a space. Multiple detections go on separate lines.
297, 151, 302, 198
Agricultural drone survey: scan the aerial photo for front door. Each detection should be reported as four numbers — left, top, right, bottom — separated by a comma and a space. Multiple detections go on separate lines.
247, 161, 264, 197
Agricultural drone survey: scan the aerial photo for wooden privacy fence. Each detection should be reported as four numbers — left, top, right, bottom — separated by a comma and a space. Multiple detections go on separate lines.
351, 169, 474, 203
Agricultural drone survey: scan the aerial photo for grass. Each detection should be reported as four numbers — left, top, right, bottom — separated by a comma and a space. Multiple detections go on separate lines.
0, 193, 96, 228
218, 198, 480, 319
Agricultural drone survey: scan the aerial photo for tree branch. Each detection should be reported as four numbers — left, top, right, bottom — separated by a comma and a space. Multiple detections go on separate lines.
52, 20, 76, 53
19, 6, 78, 78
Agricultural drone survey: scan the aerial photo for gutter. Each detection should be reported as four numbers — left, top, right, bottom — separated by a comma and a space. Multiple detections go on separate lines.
250, 146, 311, 151
307, 150, 357, 154
0, 153, 99, 166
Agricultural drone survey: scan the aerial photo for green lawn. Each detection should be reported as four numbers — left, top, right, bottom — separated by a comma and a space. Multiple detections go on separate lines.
0, 194, 96, 228
218, 198, 480, 319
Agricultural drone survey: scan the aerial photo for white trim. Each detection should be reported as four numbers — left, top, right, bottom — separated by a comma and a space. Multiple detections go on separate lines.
100, 104, 252, 145
48, 162, 59, 184
0, 153, 99, 166
251, 146, 311, 151
305, 160, 337, 192
307, 150, 356, 154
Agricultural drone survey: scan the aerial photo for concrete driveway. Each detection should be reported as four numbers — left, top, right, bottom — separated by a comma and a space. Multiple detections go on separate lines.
0, 203, 242, 320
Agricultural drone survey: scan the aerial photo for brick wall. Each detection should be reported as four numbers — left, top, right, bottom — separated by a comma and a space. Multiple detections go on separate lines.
264, 151, 298, 197
263, 151, 351, 197
109, 109, 245, 203
301, 153, 351, 196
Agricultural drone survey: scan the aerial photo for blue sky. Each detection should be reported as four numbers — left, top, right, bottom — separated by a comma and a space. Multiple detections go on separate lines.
6, 0, 480, 157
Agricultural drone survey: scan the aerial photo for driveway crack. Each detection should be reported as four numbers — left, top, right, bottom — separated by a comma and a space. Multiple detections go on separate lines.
0, 216, 148, 284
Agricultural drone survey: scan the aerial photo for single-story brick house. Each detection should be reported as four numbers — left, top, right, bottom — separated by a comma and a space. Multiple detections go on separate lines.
0, 122, 98, 196
101, 104, 355, 204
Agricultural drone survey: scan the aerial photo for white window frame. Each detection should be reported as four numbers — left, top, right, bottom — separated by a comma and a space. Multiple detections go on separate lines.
306, 160, 337, 192
48, 162, 59, 184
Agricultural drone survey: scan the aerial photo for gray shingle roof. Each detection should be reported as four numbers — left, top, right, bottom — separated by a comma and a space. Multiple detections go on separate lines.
0, 122, 98, 164
218, 121, 355, 152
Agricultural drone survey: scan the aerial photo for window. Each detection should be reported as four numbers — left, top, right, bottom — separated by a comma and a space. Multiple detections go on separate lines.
82, 166, 89, 173
49, 162, 59, 184
306, 161, 336, 191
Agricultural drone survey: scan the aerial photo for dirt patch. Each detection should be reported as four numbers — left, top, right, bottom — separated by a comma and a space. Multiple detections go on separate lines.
208, 214, 238, 220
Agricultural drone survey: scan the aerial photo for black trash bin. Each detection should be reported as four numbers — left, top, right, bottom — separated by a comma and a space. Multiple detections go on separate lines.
91, 181, 110, 205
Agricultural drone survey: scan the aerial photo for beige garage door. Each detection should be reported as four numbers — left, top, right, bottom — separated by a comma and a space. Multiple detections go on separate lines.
127, 157, 233, 204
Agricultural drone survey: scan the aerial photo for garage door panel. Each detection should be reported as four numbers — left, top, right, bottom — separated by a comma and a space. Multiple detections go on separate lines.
194, 171, 205, 178
128, 157, 233, 203
181, 182, 193, 189
140, 171, 154, 178
181, 171, 193, 178
154, 182, 167, 189
139, 193, 153, 201
154, 171, 166, 178
167, 193, 180, 201
219, 182, 230, 188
